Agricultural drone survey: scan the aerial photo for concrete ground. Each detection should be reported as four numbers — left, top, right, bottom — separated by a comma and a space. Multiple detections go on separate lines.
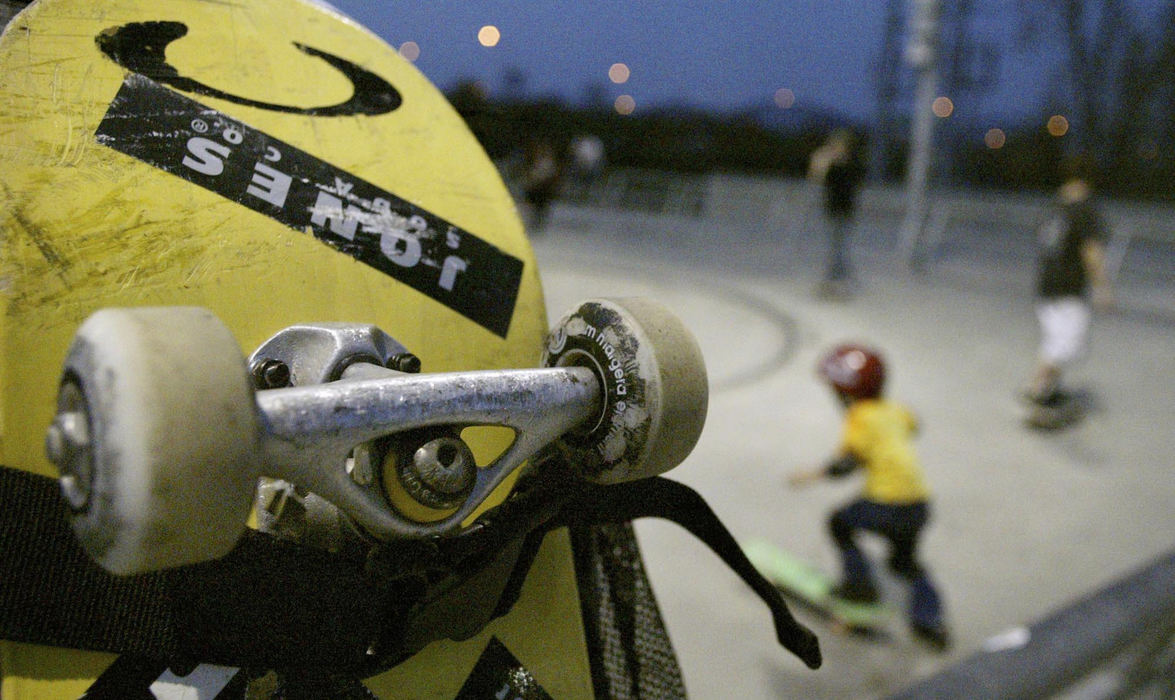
530, 193, 1175, 699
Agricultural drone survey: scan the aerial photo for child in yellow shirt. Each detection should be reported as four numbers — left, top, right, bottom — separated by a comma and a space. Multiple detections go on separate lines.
790, 343, 949, 650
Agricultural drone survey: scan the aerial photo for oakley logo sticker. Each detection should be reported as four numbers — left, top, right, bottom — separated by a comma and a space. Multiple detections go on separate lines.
97, 21, 401, 116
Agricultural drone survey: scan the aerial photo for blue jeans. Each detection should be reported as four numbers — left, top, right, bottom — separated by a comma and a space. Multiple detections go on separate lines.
829, 499, 944, 628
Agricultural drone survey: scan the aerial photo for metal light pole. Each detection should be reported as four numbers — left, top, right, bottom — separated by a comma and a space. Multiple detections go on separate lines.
899, 0, 941, 268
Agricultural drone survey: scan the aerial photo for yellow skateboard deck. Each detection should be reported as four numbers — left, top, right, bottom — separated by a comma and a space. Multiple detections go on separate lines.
0, 0, 591, 696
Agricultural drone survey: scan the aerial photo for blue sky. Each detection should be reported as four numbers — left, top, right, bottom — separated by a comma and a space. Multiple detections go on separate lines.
327, 2, 908, 119
322, 2, 1100, 125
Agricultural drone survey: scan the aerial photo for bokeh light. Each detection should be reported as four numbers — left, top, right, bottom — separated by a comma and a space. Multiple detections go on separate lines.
608, 63, 631, 84
774, 88, 796, 109
985, 128, 1007, 149
614, 94, 636, 115
932, 96, 954, 118
398, 41, 420, 62
478, 25, 501, 47
1046, 115, 1069, 137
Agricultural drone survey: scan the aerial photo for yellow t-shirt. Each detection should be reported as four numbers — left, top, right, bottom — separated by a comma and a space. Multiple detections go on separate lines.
841, 399, 929, 504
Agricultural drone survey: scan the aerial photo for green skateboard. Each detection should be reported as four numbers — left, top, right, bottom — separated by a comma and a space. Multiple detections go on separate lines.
743, 539, 893, 636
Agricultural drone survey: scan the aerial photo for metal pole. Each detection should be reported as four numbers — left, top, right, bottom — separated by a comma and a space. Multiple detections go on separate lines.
899, 0, 941, 268
872, 0, 905, 182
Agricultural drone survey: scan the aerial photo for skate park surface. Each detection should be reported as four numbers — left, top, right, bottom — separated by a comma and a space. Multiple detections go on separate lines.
530, 177, 1175, 699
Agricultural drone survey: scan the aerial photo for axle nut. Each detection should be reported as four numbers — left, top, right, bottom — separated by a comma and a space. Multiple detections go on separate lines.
396, 436, 477, 510
48, 381, 93, 513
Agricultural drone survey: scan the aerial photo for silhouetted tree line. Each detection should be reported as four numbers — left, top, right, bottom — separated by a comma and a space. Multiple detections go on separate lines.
449, 82, 820, 179
451, 81, 1171, 202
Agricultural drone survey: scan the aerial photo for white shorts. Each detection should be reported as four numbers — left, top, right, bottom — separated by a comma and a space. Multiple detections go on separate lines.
1036, 297, 1091, 366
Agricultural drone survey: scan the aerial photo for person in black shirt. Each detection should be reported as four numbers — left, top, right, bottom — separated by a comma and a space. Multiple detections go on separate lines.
1024, 173, 1113, 405
520, 137, 563, 233
808, 129, 864, 297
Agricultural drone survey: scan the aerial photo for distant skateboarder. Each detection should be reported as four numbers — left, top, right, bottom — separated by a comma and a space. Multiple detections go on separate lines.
1022, 167, 1113, 420
808, 129, 864, 298
520, 137, 562, 233
789, 344, 950, 650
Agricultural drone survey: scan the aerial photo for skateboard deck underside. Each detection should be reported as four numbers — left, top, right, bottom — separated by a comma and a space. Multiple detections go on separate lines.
0, 0, 593, 696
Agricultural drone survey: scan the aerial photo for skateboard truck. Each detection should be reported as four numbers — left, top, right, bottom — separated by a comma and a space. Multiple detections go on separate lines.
241, 320, 603, 551
46, 298, 708, 576
43, 301, 826, 670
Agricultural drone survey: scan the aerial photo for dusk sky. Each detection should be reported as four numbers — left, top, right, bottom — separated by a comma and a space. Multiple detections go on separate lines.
326, 1, 1072, 125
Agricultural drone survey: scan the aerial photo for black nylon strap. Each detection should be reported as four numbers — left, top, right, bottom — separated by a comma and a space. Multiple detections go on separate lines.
1, 463, 824, 676
0, 463, 567, 676
0, 466, 379, 672
560, 477, 823, 670
0, 466, 177, 657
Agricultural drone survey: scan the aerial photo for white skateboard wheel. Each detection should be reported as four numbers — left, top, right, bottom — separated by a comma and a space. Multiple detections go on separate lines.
56, 307, 260, 575
543, 298, 708, 483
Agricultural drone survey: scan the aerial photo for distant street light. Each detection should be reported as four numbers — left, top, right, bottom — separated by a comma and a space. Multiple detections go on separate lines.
398, 41, 420, 62
478, 25, 501, 47
774, 88, 796, 109
1047, 115, 1069, 137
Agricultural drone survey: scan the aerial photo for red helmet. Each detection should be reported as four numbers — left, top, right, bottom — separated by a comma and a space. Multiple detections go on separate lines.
818, 344, 885, 399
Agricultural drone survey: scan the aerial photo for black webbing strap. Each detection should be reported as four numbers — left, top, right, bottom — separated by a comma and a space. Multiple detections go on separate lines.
0, 466, 379, 672
560, 477, 823, 670
1, 463, 824, 676
0, 466, 176, 657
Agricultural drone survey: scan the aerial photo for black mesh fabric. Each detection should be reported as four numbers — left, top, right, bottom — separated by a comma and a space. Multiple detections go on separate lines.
571, 523, 687, 700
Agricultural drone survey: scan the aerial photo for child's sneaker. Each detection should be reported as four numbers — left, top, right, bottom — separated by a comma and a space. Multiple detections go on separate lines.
830, 581, 879, 604
912, 622, 951, 652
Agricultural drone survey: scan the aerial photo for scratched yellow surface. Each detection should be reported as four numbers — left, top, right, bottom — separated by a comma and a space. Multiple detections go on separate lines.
0, 1, 591, 697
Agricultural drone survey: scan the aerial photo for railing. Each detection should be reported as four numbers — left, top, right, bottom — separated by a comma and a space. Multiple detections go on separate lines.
559, 168, 1175, 321
891, 550, 1175, 700
575, 168, 708, 217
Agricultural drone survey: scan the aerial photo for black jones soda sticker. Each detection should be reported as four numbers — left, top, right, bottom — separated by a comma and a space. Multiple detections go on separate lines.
96, 73, 522, 337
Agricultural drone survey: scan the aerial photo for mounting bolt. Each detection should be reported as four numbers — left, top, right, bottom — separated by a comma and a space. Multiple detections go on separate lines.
390, 353, 421, 374
251, 358, 291, 389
